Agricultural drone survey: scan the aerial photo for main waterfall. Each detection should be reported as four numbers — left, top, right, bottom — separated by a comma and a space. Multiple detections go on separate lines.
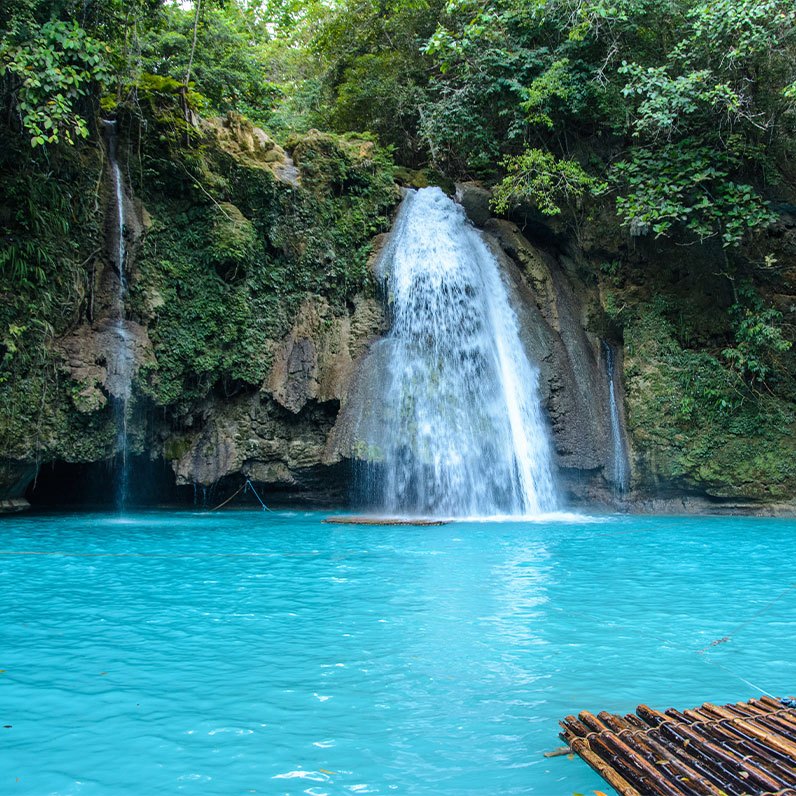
364, 187, 558, 517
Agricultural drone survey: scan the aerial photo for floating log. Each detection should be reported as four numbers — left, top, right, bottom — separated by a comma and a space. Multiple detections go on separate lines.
323, 516, 450, 526
560, 696, 796, 796
543, 745, 572, 758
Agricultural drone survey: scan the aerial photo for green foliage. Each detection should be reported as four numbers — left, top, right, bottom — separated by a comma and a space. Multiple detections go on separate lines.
1, 19, 111, 146
307, 0, 445, 164
722, 286, 792, 387
421, 0, 796, 244
207, 203, 258, 279
619, 65, 740, 139
138, 2, 283, 126
330, 51, 425, 151
492, 148, 607, 216
523, 59, 576, 130
612, 143, 777, 245
0, 133, 101, 302
623, 304, 796, 498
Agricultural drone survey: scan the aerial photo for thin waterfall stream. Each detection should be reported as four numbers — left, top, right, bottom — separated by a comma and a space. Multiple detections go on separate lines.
602, 340, 630, 494
363, 187, 558, 517
103, 119, 134, 509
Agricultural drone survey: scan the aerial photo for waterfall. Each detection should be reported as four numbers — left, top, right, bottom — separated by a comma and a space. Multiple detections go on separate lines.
602, 340, 630, 494
365, 187, 558, 517
103, 120, 134, 510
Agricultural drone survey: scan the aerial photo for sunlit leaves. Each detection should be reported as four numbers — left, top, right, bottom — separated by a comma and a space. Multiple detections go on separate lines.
0, 20, 111, 147
492, 148, 607, 215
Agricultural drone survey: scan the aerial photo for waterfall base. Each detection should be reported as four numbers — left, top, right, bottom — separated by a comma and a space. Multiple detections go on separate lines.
323, 516, 450, 526
353, 187, 559, 518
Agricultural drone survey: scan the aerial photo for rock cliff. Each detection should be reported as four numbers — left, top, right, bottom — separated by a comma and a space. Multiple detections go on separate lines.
2, 108, 794, 513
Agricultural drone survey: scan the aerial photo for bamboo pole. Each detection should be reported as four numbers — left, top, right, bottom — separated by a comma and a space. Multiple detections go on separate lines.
645, 724, 751, 796
724, 703, 796, 741
637, 706, 755, 795
705, 704, 796, 760
577, 711, 690, 796
680, 709, 796, 788
597, 711, 724, 795
566, 735, 643, 796
677, 707, 789, 792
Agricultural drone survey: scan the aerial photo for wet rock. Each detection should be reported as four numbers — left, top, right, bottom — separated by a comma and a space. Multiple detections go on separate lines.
0, 459, 37, 511
455, 181, 492, 227
477, 218, 639, 506
164, 292, 386, 502
266, 296, 385, 415
56, 320, 155, 409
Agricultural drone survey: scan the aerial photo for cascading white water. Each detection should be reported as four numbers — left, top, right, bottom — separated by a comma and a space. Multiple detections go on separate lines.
103, 120, 134, 509
369, 187, 558, 517
602, 340, 630, 494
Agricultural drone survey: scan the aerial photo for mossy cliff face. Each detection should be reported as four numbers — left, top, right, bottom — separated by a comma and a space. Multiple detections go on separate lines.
0, 102, 397, 506
622, 310, 796, 503
2, 104, 795, 511
583, 207, 796, 511
0, 137, 120, 487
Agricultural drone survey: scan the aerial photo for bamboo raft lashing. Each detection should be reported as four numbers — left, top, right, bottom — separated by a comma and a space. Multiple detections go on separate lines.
560, 696, 796, 795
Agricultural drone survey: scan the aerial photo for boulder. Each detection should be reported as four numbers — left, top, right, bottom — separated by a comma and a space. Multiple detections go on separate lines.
455, 181, 492, 227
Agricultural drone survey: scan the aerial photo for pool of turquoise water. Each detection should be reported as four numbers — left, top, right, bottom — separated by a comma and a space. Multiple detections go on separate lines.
2, 511, 794, 795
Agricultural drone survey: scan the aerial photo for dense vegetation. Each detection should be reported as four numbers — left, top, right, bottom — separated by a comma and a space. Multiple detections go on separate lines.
1, 0, 796, 502
5, 1, 794, 228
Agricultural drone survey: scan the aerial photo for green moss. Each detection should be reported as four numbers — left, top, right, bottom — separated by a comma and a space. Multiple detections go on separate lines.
623, 306, 796, 499
207, 203, 258, 279
0, 92, 399, 475
0, 133, 118, 465
163, 435, 192, 462
0, 369, 116, 463
128, 107, 398, 412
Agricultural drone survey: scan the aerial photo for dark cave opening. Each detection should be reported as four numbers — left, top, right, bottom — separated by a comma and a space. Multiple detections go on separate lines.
25, 456, 193, 509
23, 458, 355, 511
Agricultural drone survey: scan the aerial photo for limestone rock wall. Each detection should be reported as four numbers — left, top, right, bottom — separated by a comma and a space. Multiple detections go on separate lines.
165, 294, 386, 498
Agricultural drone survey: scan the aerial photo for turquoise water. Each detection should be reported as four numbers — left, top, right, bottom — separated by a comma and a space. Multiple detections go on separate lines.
2, 511, 795, 795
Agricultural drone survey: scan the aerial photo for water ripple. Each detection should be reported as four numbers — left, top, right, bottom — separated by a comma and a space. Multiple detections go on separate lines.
2, 510, 795, 795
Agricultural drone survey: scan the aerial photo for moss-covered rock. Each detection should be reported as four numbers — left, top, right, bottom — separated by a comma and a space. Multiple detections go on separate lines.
621, 297, 796, 501
0, 93, 399, 503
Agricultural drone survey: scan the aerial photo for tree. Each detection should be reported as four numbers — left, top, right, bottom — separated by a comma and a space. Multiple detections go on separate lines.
424, 0, 796, 245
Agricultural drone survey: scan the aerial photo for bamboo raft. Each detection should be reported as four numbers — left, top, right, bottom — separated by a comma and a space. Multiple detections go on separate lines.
560, 696, 796, 796
323, 516, 449, 526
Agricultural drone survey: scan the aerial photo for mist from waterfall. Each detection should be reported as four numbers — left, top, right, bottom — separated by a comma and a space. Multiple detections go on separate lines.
365, 187, 559, 517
